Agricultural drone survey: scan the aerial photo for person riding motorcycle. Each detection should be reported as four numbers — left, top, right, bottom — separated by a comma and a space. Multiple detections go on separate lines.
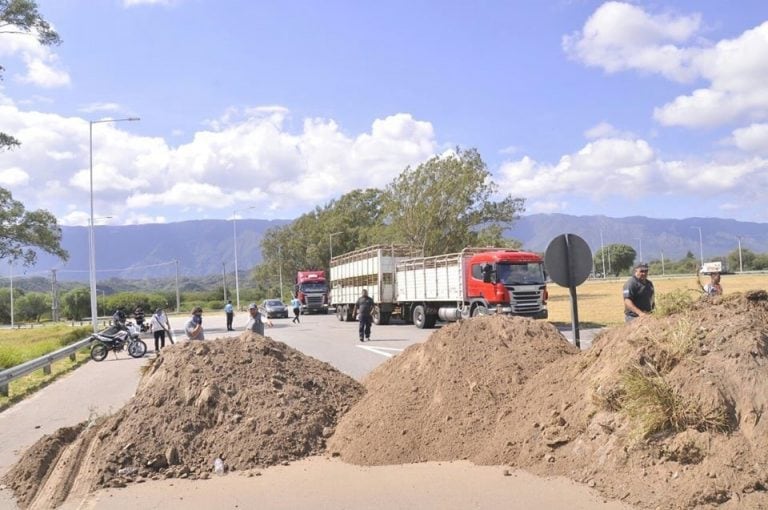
106, 308, 128, 335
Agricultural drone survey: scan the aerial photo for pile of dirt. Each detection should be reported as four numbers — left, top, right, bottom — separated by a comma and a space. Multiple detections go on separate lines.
3, 332, 365, 509
328, 316, 579, 464
330, 292, 768, 509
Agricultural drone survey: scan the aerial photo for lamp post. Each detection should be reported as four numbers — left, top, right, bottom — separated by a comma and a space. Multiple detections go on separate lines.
691, 226, 704, 266
737, 237, 743, 273
87, 214, 113, 328
329, 231, 342, 261
88, 117, 139, 332
599, 229, 606, 278
634, 237, 643, 264
233, 206, 256, 311
278, 245, 284, 302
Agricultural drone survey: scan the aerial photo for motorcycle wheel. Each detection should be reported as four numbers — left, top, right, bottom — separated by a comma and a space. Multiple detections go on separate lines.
90, 342, 108, 362
128, 339, 147, 358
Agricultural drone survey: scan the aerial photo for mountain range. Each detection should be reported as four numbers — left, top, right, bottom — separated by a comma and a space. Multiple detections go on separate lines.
12, 214, 767, 282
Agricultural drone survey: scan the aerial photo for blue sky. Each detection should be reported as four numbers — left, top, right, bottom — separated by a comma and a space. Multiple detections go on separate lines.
1, 0, 767, 226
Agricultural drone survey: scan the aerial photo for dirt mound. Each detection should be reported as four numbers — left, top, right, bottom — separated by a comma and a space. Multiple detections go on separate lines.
330, 294, 768, 509
328, 316, 579, 464
3, 332, 364, 508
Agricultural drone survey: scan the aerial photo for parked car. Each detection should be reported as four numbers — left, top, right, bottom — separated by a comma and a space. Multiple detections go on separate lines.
261, 299, 289, 318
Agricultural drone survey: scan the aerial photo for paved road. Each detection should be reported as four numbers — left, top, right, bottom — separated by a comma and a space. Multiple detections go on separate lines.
0, 313, 600, 508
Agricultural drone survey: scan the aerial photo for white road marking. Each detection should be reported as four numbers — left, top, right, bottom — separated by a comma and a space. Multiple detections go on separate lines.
356, 345, 404, 358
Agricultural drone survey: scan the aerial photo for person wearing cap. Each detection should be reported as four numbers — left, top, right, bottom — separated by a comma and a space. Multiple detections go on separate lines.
150, 307, 173, 353
245, 303, 273, 336
623, 263, 655, 322
185, 306, 205, 340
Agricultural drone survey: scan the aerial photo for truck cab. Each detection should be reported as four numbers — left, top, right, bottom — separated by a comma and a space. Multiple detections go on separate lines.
295, 270, 329, 314
466, 251, 548, 318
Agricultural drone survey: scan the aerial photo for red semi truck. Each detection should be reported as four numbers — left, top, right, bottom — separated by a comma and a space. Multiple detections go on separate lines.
294, 270, 329, 314
329, 245, 548, 328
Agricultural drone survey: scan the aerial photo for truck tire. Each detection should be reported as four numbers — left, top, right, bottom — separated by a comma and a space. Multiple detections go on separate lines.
413, 305, 427, 329
379, 312, 391, 325
472, 304, 489, 317
336, 306, 345, 321
424, 313, 437, 328
372, 306, 391, 326
345, 305, 356, 322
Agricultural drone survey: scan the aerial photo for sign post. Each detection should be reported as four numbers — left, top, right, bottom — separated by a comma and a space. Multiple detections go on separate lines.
544, 233, 593, 348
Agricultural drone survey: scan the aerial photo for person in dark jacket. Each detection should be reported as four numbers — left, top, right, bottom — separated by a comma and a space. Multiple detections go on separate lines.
353, 289, 375, 342
623, 263, 655, 321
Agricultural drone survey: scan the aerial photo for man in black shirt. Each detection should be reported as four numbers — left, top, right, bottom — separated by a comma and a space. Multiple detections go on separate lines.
623, 263, 655, 322
354, 289, 375, 342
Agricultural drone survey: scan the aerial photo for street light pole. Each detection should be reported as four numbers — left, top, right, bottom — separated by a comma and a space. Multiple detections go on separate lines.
329, 231, 342, 261
233, 206, 256, 311
88, 117, 139, 332
691, 226, 704, 266
599, 229, 606, 278
278, 245, 284, 302
737, 237, 743, 273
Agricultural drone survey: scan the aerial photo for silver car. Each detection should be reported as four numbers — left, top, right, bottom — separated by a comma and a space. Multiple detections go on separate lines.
261, 299, 289, 319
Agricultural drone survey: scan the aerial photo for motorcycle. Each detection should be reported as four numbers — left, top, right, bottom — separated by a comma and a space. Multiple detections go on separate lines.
89, 321, 147, 361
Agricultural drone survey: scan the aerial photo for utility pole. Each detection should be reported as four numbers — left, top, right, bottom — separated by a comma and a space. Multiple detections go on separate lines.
599, 229, 606, 278
222, 262, 228, 301
174, 259, 180, 313
661, 251, 665, 276
51, 269, 59, 322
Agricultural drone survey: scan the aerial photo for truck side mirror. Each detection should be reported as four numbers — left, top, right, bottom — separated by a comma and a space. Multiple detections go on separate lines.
482, 263, 494, 283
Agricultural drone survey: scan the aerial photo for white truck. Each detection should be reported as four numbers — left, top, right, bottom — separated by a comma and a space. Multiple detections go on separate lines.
330, 244, 548, 329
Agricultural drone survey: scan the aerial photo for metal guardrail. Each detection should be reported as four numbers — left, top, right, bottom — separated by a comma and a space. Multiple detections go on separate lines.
0, 336, 94, 397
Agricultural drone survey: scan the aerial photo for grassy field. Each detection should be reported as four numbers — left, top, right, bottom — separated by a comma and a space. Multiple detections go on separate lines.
546, 272, 768, 327
0, 324, 93, 409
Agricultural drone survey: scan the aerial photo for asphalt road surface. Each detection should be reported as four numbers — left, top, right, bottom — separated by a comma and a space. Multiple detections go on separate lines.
0, 312, 604, 509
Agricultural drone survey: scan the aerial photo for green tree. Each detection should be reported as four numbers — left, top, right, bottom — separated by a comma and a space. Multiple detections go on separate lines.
727, 248, 756, 272
1, 3, 67, 266
255, 188, 386, 294
381, 148, 524, 256
61, 287, 90, 321
0, 287, 21, 323
16, 291, 49, 321
600, 243, 636, 276
1, 0, 61, 151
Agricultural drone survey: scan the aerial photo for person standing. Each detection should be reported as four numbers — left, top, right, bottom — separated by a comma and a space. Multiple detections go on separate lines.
245, 303, 272, 335
705, 272, 723, 296
150, 307, 172, 353
623, 263, 655, 322
354, 289, 374, 342
224, 299, 234, 331
185, 306, 205, 340
290, 294, 301, 324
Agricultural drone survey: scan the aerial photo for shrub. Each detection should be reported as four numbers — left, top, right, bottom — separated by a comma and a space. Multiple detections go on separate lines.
655, 289, 695, 317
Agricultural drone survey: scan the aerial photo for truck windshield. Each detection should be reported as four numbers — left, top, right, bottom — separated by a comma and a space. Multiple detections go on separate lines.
300, 282, 327, 293
496, 263, 545, 285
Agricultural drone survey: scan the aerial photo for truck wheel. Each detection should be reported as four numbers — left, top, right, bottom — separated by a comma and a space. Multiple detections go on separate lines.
413, 305, 427, 329
379, 312, 391, 326
424, 314, 437, 328
345, 306, 355, 322
373, 306, 390, 326
472, 305, 489, 317
336, 306, 345, 321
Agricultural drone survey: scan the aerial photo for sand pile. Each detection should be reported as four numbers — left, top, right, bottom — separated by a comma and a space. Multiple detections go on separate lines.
328, 316, 579, 464
3, 332, 365, 509
330, 292, 768, 509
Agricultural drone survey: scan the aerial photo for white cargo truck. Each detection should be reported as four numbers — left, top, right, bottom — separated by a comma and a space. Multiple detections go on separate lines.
330, 245, 548, 329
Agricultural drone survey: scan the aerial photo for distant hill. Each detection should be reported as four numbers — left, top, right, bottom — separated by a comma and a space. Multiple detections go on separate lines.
22, 219, 291, 282
13, 214, 766, 283
509, 214, 767, 264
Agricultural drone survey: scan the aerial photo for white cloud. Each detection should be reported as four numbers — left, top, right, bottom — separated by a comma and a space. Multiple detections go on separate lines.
567, 3, 768, 129
563, 1, 701, 82
496, 136, 768, 211
0, 167, 30, 186
0, 102, 437, 225
0, 30, 70, 88
528, 200, 569, 214
730, 123, 768, 155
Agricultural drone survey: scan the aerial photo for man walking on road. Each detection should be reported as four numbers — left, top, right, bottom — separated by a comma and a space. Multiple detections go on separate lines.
290, 294, 301, 324
224, 299, 234, 331
354, 289, 374, 342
